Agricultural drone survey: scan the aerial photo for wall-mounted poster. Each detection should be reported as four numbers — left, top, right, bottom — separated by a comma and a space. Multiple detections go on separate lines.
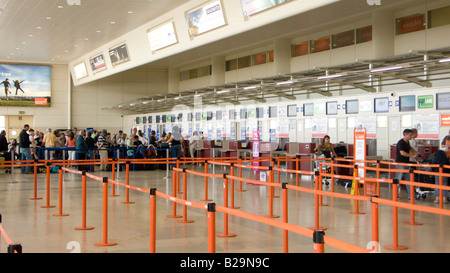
147, 21, 178, 52
109, 42, 130, 66
240, 0, 291, 17
73, 62, 88, 80
185, 0, 226, 39
0, 64, 51, 107
89, 53, 107, 73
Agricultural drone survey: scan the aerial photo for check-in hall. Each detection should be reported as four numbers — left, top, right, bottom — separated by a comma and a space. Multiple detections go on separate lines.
1, 0, 450, 258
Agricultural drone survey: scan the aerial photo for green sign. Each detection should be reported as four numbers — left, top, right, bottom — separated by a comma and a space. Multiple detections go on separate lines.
418, 95, 433, 108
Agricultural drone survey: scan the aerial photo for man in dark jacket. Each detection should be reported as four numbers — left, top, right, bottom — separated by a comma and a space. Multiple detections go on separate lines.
19, 124, 32, 173
0, 130, 8, 154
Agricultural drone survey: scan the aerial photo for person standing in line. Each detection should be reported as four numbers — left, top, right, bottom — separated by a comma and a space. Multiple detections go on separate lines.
19, 124, 32, 174
97, 130, 108, 171
395, 129, 417, 199
66, 131, 77, 161
76, 130, 88, 161
189, 131, 199, 158
42, 128, 56, 161
0, 130, 8, 155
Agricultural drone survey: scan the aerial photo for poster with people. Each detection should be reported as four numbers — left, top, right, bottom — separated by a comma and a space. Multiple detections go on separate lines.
109, 43, 130, 66
0, 64, 51, 107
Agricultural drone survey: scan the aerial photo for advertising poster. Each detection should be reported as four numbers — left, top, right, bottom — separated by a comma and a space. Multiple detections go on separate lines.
185, 0, 226, 38
148, 21, 178, 52
240, 0, 290, 17
0, 64, 51, 107
89, 53, 107, 73
109, 43, 130, 66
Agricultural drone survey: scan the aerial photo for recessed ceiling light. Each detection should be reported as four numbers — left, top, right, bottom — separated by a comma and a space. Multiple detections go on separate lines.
110, 21, 116, 24
128, 11, 133, 14
46, 16, 52, 20
58, 5, 63, 9
28, 34, 33, 37
36, 26, 42, 29
96, 30, 101, 33
84, 38, 89, 41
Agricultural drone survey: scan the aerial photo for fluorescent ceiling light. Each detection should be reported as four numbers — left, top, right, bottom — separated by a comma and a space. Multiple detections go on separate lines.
244, 86, 257, 90
439, 58, 450, 63
277, 80, 294, 85
217, 90, 230, 94
317, 74, 342, 80
370, 66, 402, 73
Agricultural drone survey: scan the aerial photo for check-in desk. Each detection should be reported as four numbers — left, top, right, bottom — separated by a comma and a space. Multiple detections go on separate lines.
217, 140, 241, 158
196, 140, 215, 158
390, 145, 438, 161
258, 142, 279, 166
286, 142, 316, 172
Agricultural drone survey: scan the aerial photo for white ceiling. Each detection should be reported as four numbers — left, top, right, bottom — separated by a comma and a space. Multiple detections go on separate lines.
0, 0, 188, 64
0, 0, 432, 68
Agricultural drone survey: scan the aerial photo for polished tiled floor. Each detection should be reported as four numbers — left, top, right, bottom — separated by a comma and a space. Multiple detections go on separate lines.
0, 161, 449, 254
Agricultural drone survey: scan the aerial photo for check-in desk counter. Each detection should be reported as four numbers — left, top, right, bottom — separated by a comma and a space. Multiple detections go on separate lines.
390, 145, 438, 161
196, 140, 215, 158
285, 142, 316, 172
258, 142, 279, 166
217, 140, 241, 158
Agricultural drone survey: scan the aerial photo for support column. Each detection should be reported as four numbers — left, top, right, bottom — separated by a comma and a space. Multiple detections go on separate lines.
273, 39, 291, 76
372, 10, 395, 59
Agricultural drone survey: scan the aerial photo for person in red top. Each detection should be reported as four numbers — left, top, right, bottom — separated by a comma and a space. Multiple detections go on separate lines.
66, 131, 77, 161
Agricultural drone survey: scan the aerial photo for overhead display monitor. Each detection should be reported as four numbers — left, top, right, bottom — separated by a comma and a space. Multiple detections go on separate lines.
109, 42, 130, 66
240, 0, 291, 17
147, 21, 178, 52
287, 104, 297, 117
148, 116, 152, 123
187, 113, 193, 122
156, 115, 160, 123
74, 62, 88, 80
240, 108, 247, 119
374, 97, 389, 113
399, 95, 416, 112
216, 110, 222, 120
0, 64, 51, 107
185, 0, 226, 39
326, 101, 338, 115
89, 53, 107, 73
269, 106, 277, 118
345, 99, 359, 114
303, 103, 314, 116
437, 92, 450, 110
229, 109, 235, 120
256, 107, 264, 118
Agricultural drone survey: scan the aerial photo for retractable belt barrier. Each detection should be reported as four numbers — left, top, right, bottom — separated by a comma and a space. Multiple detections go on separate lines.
4, 154, 450, 253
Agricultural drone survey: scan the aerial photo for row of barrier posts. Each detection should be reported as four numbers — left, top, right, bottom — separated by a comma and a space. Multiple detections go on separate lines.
3, 154, 450, 252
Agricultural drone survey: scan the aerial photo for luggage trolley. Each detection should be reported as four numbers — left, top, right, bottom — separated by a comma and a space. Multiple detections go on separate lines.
314, 152, 331, 186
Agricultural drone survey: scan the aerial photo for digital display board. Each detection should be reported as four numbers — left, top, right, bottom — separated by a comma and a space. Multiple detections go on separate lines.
345, 99, 359, 114
399, 95, 415, 112
437, 92, 450, 110
374, 97, 389, 113
240, 0, 291, 17
303, 103, 314, 116
74, 62, 88, 80
89, 53, 107, 73
109, 42, 130, 66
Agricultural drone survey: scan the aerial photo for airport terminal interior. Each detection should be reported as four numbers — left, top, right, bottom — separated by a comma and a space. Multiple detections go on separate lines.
1, 0, 450, 254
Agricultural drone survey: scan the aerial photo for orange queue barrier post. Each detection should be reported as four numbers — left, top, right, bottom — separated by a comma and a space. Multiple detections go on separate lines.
282, 183, 289, 253
29, 159, 42, 201
177, 169, 194, 224
167, 166, 182, 219
110, 158, 119, 197
74, 170, 94, 231
371, 195, 379, 251
311, 171, 326, 231
201, 160, 212, 202
53, 168, 69, 217
404, 168, 422, 226
265, 166, 279, 218
270, 160, 279, 198
121, 161, 134, 205
207, 203, 216, 253
217, 174, 236, 238
384, 179, 408, 250
149, 188, 156, 253
236, 157, 245, 192
318, 163, 327, 207
94, 177, 117, 247
229, 163, 239, 209
41, 163, 55, 209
